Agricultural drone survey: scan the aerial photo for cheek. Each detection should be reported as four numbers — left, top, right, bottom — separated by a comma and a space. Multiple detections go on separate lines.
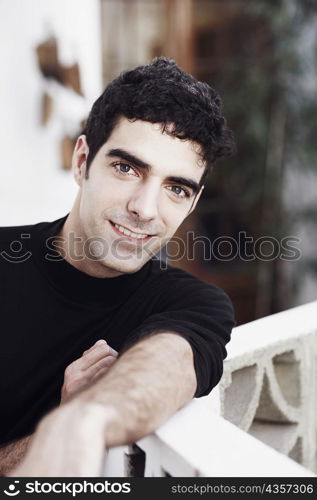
97, 176, 135, 199
160, 207, 187, 234
86, 177, 129, 206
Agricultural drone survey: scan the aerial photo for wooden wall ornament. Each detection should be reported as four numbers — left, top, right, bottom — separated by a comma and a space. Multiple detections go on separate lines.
36, 34, 85, 170
61, 136, 76, 170
60, 63, 83, 96
36, 36, 83, 95
41, 92, 53, 125
36, 36, 60, 80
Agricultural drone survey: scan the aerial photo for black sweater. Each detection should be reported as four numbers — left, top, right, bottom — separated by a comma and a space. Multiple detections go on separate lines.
0, 215, 235, 446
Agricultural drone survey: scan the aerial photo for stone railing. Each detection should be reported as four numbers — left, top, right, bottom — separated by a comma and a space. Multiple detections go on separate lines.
103, 301, 317, 477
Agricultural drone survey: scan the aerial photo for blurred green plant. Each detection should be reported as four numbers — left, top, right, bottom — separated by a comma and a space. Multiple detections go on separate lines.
197, 0, 317, 314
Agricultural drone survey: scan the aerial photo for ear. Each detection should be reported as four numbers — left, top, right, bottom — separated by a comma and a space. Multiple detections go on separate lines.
188, 185, 204, 216
72, 135, 89, 187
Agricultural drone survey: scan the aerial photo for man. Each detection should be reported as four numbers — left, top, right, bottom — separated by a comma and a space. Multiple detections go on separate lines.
0, 57, 235, 476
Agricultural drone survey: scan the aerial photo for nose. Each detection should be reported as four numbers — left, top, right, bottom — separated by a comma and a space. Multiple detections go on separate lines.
127, 181, 160, 222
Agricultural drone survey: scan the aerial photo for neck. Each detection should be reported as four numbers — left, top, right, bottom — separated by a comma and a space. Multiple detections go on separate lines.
58, 203, 122, 279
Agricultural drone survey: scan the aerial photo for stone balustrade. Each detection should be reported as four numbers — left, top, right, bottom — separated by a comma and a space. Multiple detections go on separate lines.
103, 301, 317, 477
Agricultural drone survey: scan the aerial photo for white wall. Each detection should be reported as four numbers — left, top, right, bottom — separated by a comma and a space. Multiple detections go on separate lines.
0, 0, 102, 226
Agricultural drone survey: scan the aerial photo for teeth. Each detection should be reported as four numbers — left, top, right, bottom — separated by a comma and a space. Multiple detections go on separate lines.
114, 223, 148, 240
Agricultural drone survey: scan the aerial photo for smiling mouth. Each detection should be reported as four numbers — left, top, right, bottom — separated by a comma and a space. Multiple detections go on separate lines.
109, 221, 154, 241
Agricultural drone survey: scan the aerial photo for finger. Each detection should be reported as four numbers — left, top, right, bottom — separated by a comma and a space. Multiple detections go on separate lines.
69, 344, 109, 373
63, 355, 116, 395
86, 343, 118, 363
94, 339, 118, 357
83, 340, 118, 359
83, 339, 107, 356
91, 367, 110, 383
91, 360, 116, 382
84, 355, 117, 379
80, 345, 111, 370
103, 345, 118, 358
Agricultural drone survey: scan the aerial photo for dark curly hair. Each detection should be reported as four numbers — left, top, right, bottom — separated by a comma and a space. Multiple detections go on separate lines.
83, 57, 235, 185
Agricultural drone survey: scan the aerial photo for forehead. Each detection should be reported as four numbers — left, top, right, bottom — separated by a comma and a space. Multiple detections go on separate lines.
100, 117, 204, 183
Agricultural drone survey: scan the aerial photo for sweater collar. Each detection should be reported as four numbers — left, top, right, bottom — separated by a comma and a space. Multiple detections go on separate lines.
32, 214, 152, 305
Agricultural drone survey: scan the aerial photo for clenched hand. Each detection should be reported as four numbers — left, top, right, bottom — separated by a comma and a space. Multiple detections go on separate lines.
61, 339, 118, 404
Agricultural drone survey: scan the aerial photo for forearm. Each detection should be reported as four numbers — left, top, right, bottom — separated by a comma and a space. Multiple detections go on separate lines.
10, 332, 197, 476
0, 435, 32, 475
80, 332, 197, 447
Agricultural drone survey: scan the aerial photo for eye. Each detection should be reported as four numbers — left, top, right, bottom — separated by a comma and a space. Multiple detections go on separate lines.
167, 185, 191, 199
113, 162, 138, 176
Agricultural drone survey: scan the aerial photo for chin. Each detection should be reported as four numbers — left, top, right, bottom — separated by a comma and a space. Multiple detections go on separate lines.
102, 256, 147, 275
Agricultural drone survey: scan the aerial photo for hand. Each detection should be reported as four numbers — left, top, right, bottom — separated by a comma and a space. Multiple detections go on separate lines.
9, 401, 114, 477
61, 339, 118, 404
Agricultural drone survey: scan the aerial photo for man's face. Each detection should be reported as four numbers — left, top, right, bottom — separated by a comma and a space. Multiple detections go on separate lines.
72, 117, 204, 276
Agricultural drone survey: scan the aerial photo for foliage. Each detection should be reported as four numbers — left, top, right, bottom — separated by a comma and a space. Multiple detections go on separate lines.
201, 0, 317, 234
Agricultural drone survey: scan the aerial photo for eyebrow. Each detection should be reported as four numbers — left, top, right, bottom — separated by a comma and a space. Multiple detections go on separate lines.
106, 148, 200, 195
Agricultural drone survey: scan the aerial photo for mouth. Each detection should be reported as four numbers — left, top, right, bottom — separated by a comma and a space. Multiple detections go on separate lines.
109, 221, 154, 242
